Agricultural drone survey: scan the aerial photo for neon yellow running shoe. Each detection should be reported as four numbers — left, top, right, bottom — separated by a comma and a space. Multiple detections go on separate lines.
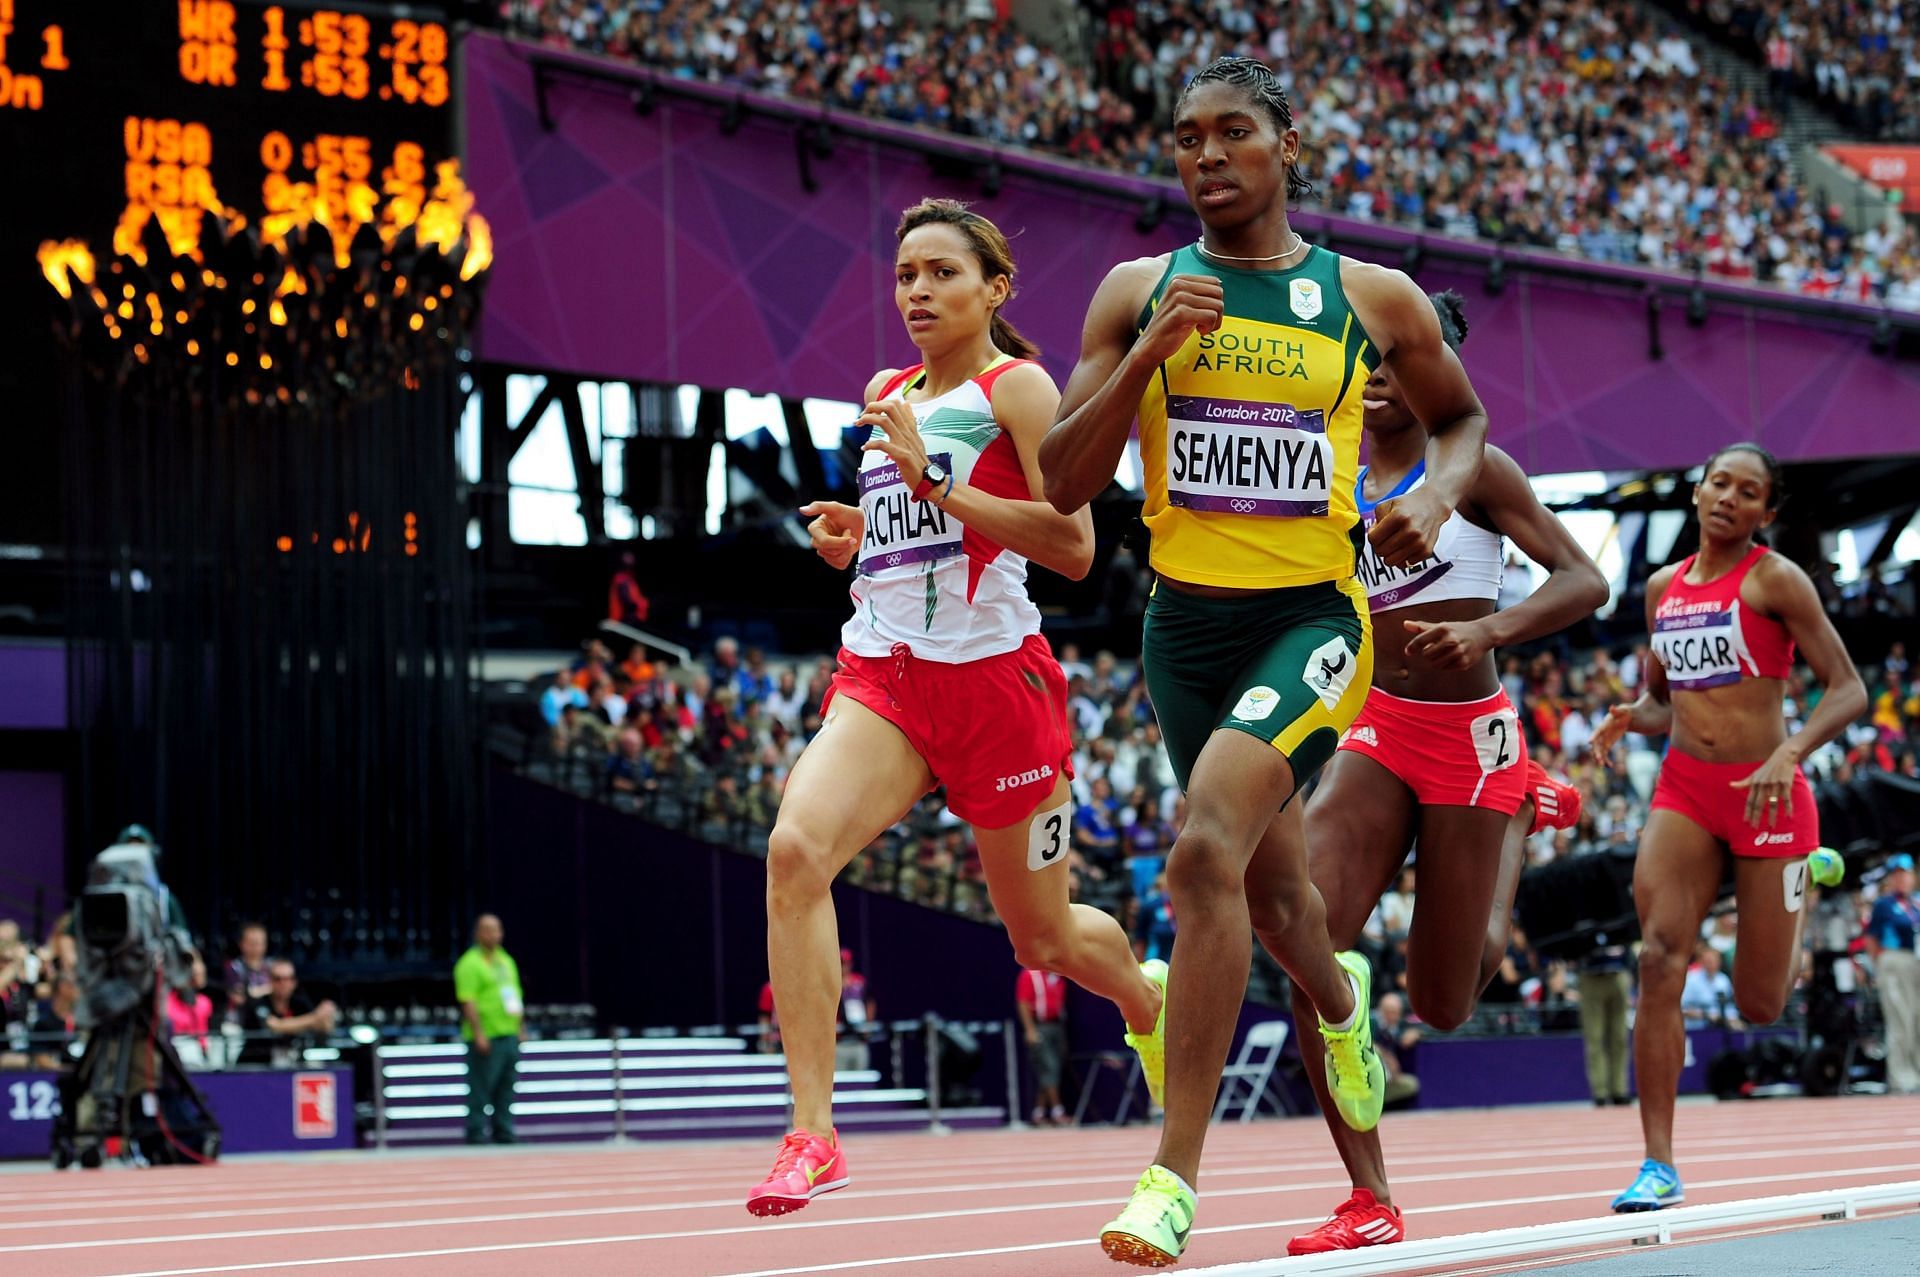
1100, 1164, 1195, 1267
1318, 950, 1386, 1133
1123, 959, 1168, 1107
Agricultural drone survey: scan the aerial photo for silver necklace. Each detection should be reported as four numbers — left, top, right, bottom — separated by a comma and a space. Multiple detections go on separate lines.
1195, 231, 1306, 265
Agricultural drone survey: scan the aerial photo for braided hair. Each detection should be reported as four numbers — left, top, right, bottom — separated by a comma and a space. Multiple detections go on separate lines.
1176, 56, 1314, 204
1429, 290, 1470, 351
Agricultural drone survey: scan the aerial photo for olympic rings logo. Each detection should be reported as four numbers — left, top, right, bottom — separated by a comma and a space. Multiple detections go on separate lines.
886, 553, 903, 568
1230, 499, 1259, 513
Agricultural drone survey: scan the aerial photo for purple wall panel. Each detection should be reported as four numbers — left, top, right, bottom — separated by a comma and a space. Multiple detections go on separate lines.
0, 643, 64, 730
0, 772, 64, 905
465, 34, 1919, 470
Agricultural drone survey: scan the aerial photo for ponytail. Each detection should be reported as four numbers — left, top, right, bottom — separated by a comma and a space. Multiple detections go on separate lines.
990, 312, 1040, 361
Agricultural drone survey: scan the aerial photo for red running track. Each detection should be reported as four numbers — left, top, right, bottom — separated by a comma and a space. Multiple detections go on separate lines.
3, 1097, 1917, 1276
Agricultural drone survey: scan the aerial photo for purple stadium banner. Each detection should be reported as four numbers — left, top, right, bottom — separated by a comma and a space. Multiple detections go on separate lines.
0, 1068, 354, 1160
463, 34, 1920, 472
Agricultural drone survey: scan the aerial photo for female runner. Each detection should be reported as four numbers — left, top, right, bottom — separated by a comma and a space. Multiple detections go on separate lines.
1593, 442, 1864, 1211
1286, 291, 1607, 1254
745, 198, 1165, 1217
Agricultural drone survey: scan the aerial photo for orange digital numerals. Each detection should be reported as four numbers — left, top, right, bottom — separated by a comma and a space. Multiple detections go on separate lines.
178, 0, 239, 87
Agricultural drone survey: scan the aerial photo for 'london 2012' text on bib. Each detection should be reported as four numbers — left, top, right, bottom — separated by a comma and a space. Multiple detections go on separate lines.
859, 452, 962, 575
1164, 396, 1332, 517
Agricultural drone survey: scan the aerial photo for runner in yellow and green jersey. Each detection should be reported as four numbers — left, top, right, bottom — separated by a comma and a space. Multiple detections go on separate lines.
1040, 56, 1489, 1268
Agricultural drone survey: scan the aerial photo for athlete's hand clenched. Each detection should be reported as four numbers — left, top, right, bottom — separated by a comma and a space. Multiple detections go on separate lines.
1133, 274, 1225, 366
1367, 487, 1451, 568
800, 501, 864, 571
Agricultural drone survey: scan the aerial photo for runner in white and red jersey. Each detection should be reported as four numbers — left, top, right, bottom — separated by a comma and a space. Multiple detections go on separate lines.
1288, 291, 1608, 1255
745, 199, 1166, 1219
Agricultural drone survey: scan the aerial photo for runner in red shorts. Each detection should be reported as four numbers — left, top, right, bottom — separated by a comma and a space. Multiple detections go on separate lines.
1289, 292, 1608, 1254
745, 199, 1165, 1218
1592, 443, 1865, 1213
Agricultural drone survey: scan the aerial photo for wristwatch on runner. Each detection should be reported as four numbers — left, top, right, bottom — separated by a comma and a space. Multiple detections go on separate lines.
912, 461, 949, 502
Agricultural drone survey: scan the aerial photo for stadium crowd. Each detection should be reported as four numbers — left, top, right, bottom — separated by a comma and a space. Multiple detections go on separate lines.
528, 588, 1920, 1035
1686, 0, 1920, 141
500, 0, 1920, 307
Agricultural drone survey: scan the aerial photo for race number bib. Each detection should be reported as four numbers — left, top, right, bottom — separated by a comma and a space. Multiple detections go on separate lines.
1470, 707, 1520, 775
1164, 396, 1332, 517
500, 987, 524, 1018
858, 451, 961, 575
1357, 516, 1453, 609
1652, 606, 1744, 690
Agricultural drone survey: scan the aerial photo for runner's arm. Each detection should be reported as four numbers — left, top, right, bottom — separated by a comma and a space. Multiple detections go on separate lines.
934, 362, 1095, 579
1039, 259, 1167, 514
1758, 556, 1867, 762
1347, 264, 1487, 560
1471, 446, 1608, 648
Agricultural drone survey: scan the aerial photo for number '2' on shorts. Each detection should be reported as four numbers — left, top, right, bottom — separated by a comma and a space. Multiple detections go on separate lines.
1142, 578, 1372, 798
1336, 686, 1529, 814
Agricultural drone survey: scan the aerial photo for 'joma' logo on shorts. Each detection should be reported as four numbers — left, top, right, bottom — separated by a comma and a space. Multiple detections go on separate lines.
995, 764, 1054, 793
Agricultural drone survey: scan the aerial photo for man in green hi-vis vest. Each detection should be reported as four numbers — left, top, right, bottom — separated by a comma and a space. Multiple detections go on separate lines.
453, 913, 525, 1144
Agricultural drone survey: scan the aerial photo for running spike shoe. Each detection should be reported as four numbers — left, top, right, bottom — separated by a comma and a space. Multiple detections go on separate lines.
745, 1127, 848, 1217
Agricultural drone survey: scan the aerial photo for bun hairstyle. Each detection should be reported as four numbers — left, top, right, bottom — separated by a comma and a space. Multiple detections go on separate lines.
1429, 290, 1470, 351
1177, 57, 1314, 204
895, 198, 1039, 360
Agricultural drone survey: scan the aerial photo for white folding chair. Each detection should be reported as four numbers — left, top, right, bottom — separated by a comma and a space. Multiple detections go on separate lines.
1212, 1019, 1294, 1123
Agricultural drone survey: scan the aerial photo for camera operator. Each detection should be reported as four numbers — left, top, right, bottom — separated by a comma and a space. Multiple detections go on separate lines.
238, 960, 338, 1067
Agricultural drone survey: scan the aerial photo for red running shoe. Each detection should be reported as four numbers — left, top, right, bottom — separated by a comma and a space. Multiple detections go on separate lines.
745, 1128, 849, 1217
1286, 1188, 1404, 1254
1525, 760, 1583, 834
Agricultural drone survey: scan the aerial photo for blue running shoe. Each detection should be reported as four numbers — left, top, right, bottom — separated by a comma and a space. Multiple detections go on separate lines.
1610, 1159, 1684, 1212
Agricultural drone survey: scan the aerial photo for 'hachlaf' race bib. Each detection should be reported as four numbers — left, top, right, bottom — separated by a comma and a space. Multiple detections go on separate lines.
1164, 395, 1332, 517
858, 451, 961, 575
1652, 600, 1747, 690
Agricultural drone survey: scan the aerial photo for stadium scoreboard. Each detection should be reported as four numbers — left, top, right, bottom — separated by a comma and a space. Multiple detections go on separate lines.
0, 0, 453, 258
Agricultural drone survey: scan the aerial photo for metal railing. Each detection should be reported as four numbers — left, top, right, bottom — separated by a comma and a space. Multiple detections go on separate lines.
370, 1017, 1021, 1148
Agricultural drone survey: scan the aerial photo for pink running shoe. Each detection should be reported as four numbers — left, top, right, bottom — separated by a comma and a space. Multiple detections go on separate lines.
745, 1128, 849, 1217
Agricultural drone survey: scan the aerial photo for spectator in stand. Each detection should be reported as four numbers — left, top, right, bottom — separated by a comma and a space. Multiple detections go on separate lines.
454, 914, 526, 1144
540, 668, 588, 727
1136, 872, 1176, 964
1374, 992, 1421, 1107
834, 949, 874, 1074
1074, 776, 1122, 868
1865, 854, 1920, 1094
702, 772, 747, 842
1016, 965, 1070, 1125
765, 667, 808, 730
1122, 794, 1174, 904
608, 727, 647, 792
168, 953, 217, 1067
1680, 942, 1740, 1027
608, 550, 649, 626
239, 960, 339, 1067
27, 974, 80, 1069
224, 922, 274, 1027
744, 769, 784, 833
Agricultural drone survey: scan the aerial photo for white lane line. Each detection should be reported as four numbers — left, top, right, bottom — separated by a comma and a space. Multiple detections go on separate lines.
99, 1163, 1920, 1277
719, 1168, 1920, 1277
60, 1152, 1920, 1267
11, 1104, 1915, 1210
11, 1120, 1909, 1226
